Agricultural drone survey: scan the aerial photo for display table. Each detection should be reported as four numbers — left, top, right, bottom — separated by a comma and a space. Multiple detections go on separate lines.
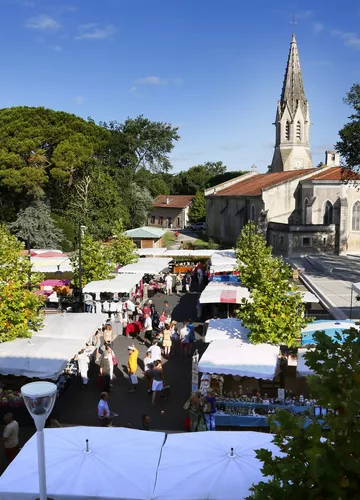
215, 401, 313, 427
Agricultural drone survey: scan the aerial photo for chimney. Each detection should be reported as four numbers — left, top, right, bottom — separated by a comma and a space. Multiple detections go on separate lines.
166, 197, 169, 205
325, 150, 339, 167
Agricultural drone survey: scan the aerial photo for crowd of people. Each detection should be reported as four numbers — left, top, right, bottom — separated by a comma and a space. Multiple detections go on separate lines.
185, 390, 217, 432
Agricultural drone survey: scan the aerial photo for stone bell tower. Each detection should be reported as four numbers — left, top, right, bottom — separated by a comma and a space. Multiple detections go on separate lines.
270, 33, 313, 172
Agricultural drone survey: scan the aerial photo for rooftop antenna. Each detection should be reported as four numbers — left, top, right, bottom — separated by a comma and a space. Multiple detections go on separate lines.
291, 13, 297, 35
251, 164, 257, 173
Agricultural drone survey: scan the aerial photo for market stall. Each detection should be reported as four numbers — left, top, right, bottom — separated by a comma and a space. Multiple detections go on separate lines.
152, 431, 282, 500
0, 427, 165, 500
199, 282, 250, 304
209, 250, 238, 274
83, 273, 144, 301
118, 258, 172, 274
204, 318, 249, 342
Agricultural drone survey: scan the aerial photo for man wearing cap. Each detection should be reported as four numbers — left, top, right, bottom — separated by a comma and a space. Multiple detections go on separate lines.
127, 345, 139, 393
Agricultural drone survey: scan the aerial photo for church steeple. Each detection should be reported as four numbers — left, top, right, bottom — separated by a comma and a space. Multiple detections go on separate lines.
280, 34, 306, 118
270, 33, 313, 173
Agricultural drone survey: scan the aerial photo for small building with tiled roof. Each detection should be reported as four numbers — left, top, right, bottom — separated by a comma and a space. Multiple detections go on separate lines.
149, 195, 194, 230
124, 226, 168, 249
205, 33, 360, 256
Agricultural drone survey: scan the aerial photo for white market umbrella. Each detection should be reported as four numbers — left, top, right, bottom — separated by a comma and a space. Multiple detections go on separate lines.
152, 431, 281, 500
0, 427, 165, 500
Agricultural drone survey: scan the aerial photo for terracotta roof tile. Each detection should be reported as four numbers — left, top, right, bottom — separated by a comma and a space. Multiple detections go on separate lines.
306, 166, 360, 181
153, 195, 194, 208
213, 169, 318, 197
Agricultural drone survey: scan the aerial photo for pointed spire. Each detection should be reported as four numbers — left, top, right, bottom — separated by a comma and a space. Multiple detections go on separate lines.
280, 33, 306, 117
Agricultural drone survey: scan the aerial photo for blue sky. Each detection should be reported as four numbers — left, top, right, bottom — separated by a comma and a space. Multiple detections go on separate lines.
0, 0, 359, 173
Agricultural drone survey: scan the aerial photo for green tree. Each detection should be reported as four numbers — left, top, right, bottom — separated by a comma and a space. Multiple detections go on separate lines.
0, 225, 44, 342
8, 201, 65, 249
247, 328, 360, 500
127, 183, 153, 228
173, 161, 227, 194
205, 170, 247, 188
110, 221, 139, 267
336, 84, 360, 174
71, 231, 112, 287
0, 107, 109, 206
103, 115, 180, 174
188, 191, 206, 222
236, 223, 307, 346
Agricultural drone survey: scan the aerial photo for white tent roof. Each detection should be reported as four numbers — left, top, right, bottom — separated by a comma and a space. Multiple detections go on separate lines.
31, 257, 72, 273
205, 318, 249, 342
118, 258, 171, 274
0, 427, 165, 500
199, 282, 251, 304
83, 273, 144, 295
352, 282, 360, 295
210, 250, 238, 273
0, 314, 105, 379
152, 431, 281, 500
137, 248, 168, 256
163, 249, 217, 257
199, 338, 279, 379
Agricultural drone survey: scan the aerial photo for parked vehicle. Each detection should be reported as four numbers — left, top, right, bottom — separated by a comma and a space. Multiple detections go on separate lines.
191, 222, 206, 231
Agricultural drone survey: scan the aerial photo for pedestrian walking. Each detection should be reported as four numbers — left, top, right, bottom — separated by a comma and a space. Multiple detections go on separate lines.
203, 391, 216, 431
151, 360, 164, 406
187, 391, 202, 432
187, 319, 195, 355
3, 413, 19, 464
141, 313, 153, 345
143, 351, 154, 392
180, 322, 190, 361
165, 274, 173, 295
147, 339, 162, 362
162, 323, 172, 359
103, 323, 114, 348
97, 392, 115, 427
99, 346, 113, 392
185, 273, 191, 293
127, 345, 139, 393
162, 301, 172, 322
75, 349, 90, 387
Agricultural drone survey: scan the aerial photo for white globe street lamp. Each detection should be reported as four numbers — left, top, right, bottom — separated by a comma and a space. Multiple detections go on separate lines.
21, 381, 57, 500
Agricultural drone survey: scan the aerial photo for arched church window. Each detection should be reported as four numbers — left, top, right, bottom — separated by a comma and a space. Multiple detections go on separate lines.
285, 121, 290, 141
251, 205, 256, 222
352, 201, 360, 231
296, 121, 301, 140
323, 200, 333, 225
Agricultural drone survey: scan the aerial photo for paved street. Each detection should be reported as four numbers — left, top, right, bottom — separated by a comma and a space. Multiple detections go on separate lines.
57, 290, 205, 431
291, 255, 360, 319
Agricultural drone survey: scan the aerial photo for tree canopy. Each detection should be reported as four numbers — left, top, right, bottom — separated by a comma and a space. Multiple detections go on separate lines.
188, 191, 206, 223
71, 231, 112, 287
0, 225, 44, 342
247, 328, 360, 499
336, 84, 360, 174
110, 221, 139, 268
172, 161, 227, 195
236, 222, 307, 347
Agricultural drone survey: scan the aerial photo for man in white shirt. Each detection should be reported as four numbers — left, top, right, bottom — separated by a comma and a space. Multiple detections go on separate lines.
180, 322, 190, 361
3, 413, 19, 463
141, 313, 153, 345
147, 341, 162, 362
165, 274, 173, 295
97, 392, 114, 427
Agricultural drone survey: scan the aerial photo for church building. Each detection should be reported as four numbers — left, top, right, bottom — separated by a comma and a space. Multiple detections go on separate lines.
205, 33, 360, 256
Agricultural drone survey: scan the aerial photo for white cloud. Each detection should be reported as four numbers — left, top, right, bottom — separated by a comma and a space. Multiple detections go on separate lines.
137, 76, 183, 86
26, 14, 61, 31
332, 29, 360, 50
74, 96, 83, 105
75, 24, 116, 40
129, 86, 137, 93
313, 22, 324, 34
52, 44, 63, 52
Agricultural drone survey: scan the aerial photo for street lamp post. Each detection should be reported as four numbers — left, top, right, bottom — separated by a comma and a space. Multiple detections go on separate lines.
78, 222, 84, 312
21, 381, 57, 500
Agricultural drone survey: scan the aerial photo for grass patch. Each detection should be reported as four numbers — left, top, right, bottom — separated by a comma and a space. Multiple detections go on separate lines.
183, 237, 220, 250
163, 231, 176, 248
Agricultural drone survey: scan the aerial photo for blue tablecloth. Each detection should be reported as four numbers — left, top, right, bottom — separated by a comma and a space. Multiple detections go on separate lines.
216, 414, 268, 427
217, 401, 312, 415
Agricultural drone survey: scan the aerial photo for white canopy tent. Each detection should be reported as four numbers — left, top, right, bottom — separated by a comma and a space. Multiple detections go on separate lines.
31, 257, 72, 273
0, 314, 105, 379
152, 431, 281, 500
83, 273, 144, 300
204, 318, 249, 343
0, 427, 165, 500
352, 282, 360, 295
137, 248, 168, 256
118, 258, 171, 275
199, 338, 279, 379
199, 282, 251, 304
163, 249, 217, 258
210, 250, 238, 273
297, 347, 314, 377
